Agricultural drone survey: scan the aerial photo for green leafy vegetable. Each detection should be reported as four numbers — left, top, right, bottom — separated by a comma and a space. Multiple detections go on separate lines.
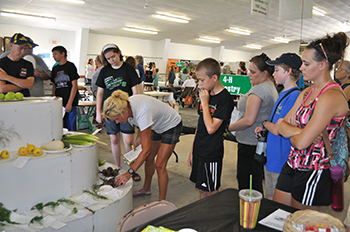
83, 189, 108, 200
44, 201, 59, 209
31, 203, 44, 212
57, 198, 76, 205
0, 202, 19, 225
30, 216, 43, 225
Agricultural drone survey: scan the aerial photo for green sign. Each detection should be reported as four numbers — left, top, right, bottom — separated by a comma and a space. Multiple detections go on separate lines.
220, 74, 252, 95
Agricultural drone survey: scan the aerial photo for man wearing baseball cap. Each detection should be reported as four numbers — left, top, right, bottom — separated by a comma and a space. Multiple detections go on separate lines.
0, 33, 34, 96
23, 36, 51, 96
0, 34, 50, 96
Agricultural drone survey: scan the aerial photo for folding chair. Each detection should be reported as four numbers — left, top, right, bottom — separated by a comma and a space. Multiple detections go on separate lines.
116, 200, 177, 232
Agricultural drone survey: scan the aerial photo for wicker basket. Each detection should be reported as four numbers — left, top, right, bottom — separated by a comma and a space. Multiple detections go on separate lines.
283, 210, 345, 232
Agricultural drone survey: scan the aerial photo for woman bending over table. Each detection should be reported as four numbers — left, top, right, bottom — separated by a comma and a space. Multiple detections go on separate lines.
103, 90, 182, 200
274, 32, 349, 210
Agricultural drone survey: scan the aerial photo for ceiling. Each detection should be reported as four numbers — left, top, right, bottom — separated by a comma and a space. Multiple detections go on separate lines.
1, 0, 350, 52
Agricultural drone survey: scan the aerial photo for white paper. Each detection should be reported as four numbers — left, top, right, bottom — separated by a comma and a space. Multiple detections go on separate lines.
10, 211, 32, 224
23, 210, 41, 218
77, 193, 99, 205
41, 215, 56, 227
11, 157, 30, 168
258, 208, 291, 231
99, 187, 123, 201
123, 145, 142, 163
61, 210, 88, 222
50, 219, 67, 230
54, 205, 72, 216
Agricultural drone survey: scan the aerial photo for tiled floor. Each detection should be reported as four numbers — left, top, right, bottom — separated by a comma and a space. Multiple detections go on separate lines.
90, 105, 350, 223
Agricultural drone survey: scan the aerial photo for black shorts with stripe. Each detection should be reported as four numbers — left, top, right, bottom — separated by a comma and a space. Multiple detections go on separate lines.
190, 156, 222, 192
276, 162, 331, 206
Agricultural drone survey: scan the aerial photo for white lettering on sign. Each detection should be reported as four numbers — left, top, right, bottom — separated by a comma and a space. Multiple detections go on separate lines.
222, 76, 233, 83
225, 86, 241, 94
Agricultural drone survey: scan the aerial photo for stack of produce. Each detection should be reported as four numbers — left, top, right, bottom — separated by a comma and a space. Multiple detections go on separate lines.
62, 133, 99, 146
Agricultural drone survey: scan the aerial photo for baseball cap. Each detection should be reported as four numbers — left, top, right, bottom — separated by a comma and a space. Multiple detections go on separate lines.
10, 33, 31, 47
25, 36, 39, 48
266, 52, 302, 70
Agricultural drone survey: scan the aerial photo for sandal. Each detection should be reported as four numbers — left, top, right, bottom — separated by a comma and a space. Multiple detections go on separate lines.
133, 188, 151, 196
132, 173, 141, 182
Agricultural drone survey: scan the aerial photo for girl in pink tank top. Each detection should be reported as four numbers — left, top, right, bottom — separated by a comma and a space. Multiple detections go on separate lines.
273, 32, 349, 210
287, 83, 346, 171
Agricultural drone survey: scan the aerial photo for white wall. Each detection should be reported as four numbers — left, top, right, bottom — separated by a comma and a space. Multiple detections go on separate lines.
168, 42, 212, 61
262, 41, 301, 60
222, 49, 252, 62
87, 33, 160, 59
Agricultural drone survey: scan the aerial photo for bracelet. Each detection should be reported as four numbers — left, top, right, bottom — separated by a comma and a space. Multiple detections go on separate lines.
262, 120, 268, 129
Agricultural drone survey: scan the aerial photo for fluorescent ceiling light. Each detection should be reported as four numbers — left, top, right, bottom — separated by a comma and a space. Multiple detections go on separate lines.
312, 7, 325, 16
343, 20, 350, 26
63, 0, 85, 4
154, 13, 189, 23
272, 37, 289, 43
198, 37, 221, 44
124, 26, 158, 35
0, 11, 56, 22
244, 44, 262, 50
227, 28, 251, 35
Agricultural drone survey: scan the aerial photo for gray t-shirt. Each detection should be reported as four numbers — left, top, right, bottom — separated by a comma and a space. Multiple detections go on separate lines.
28, 54, 51, 96
128, 94, 181, 134
235, 81, 278, 145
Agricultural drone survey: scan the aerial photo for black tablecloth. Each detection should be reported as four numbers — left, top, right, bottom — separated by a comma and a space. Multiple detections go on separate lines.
128, 188, 298, 232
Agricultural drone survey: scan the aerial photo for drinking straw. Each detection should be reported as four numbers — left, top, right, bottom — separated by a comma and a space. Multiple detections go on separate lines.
249, 174, 252, 198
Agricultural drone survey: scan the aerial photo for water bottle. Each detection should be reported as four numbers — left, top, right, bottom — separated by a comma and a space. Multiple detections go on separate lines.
330, 165, 344, 212
156, 86, 160, 93
254, 130, 267, 165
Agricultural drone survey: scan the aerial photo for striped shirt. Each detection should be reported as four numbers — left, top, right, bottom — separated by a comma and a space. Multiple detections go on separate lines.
287, 83, 346, 171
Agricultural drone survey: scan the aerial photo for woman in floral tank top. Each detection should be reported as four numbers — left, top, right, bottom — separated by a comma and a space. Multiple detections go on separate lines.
273, 32, 349, 210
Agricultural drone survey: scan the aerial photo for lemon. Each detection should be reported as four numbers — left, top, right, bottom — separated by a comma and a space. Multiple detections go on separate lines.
1, 150, 10, 159
33, 147, 43, 156
18, 146, 28, 156
27, 144, 36, 154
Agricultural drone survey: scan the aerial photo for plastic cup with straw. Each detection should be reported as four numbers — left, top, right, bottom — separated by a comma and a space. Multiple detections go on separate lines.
239, 174, 262, 229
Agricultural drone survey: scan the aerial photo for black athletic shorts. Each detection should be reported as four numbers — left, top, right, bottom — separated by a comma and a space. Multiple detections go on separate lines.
276, 162, 331, 206
190, 156, 222, 192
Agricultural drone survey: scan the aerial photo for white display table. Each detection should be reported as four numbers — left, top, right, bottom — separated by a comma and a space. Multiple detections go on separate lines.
0, 97, 63, 152
0, 146, 133, 232
0, 97, 133, 231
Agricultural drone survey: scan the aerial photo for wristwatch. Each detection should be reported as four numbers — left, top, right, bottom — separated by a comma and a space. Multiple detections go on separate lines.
262, 120, 268, 129
128, 168, 135, 176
